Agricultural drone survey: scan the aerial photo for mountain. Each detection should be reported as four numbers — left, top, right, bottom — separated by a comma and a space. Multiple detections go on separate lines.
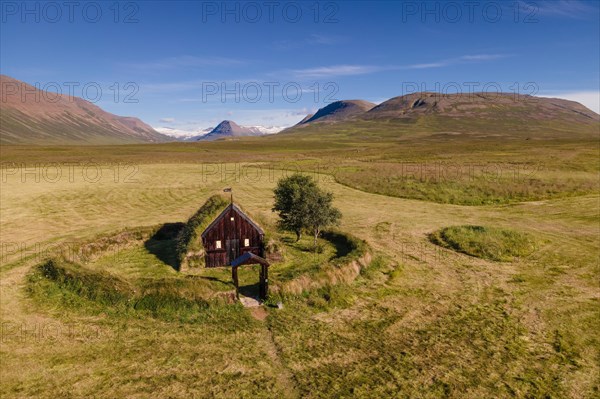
364, 92, 599, 123
197, 120, 284, 141
0, 75, 171, 145
199, 120, 255, 141
156, 123, 285, 141
297, 100, 375, 125
285, 93, 599, 135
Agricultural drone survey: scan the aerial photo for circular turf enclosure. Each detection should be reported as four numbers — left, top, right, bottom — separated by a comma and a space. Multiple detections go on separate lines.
25, 195, 371, 321
429, 225, 536, 262
26, 224, 369, 321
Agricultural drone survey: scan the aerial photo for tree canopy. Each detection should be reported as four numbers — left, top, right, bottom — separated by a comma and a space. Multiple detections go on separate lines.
272, 173, 341, 246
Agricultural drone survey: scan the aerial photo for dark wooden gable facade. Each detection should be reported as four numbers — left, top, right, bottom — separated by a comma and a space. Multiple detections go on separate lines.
201, 204, 265, 268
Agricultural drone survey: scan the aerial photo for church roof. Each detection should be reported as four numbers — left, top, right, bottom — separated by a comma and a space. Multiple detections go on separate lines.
201, 203, 264, 238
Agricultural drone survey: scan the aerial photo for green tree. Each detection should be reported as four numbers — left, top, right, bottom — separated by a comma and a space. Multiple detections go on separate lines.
272, 173, 342, 246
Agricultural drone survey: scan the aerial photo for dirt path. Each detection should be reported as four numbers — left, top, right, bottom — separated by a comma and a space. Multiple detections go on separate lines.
245, 303, 301, 399
249, 306, 268, 321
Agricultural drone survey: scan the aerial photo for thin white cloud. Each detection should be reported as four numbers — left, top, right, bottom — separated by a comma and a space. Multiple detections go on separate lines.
159, 117, 175, 123
292, 54, 512, 77
292, 65, 385, 78
140, 53, 511, 96
308, 34, 343, 45
406, 54, 512, 69
405, 62, 447, 69
274, 34, 344, 50
459, 54, 510, 61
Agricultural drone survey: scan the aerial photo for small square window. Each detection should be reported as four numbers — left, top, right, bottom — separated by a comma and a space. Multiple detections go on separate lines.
230, 217, 235, 221
215, 240, 222, 249
244, 238, 250, 247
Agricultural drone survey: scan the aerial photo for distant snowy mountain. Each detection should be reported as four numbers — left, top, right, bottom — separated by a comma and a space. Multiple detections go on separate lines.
155, 122, 286, 142
246, 125, 285, 135
155, 126, 213, 141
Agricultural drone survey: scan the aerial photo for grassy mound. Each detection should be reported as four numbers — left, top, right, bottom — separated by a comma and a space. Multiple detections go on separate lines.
28, 258, 236, 320
31, 259, 132, 306
268, 230, 371, 298
176, 195, 229, 269
322, 230, 368, 267
429, 225, 536, 262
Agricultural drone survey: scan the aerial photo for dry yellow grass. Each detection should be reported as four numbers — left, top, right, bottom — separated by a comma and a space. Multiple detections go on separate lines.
1, 162, 598, 398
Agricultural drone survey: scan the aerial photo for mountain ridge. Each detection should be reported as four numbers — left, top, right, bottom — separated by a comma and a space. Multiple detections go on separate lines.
2, 74, 598, 144
288, 92, 599, 132
0, 75, 170, 145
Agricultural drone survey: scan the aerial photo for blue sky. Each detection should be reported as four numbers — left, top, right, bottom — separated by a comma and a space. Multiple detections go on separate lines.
1, 0, 599, 134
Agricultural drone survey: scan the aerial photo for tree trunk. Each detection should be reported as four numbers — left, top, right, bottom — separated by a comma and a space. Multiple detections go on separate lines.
295, 230, 301, 242
313, 228, 319, 249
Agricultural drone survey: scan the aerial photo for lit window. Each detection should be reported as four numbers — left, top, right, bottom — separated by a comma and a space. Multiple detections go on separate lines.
244, 238, 250, 247
230, 217, 235, 221
215, 240, 222, 249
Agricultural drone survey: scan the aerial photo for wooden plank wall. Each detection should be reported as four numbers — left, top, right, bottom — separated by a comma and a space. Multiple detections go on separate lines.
202, 207, 264, 267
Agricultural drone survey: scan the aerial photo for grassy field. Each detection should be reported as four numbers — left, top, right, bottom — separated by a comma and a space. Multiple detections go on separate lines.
3, 117, 597, 206
1, 126, 599, 397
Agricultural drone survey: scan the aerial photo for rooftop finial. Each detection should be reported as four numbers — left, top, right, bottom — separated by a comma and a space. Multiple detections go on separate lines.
223, 187, 233, 204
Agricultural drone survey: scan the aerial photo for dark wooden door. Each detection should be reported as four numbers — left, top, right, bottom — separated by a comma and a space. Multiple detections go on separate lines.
226, 239, 240, 265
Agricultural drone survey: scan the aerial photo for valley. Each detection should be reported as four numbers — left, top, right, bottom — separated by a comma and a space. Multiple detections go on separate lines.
1, 120, 598, 397
3, 2, 599, 397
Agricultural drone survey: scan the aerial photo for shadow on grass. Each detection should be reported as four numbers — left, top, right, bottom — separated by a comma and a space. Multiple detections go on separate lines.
185, 274, 233, 286
238, 281, 260, 299
144, 222, 185, 271
321, 231, 352, 258
281, 235, 324, 254
281, 236, 298, 245
281, 232, 353, 258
